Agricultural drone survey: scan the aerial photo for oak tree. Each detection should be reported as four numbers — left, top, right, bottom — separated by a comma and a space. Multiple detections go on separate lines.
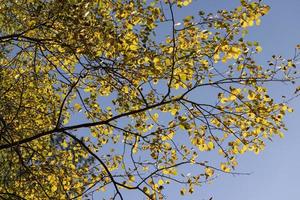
0, 0, 299, 199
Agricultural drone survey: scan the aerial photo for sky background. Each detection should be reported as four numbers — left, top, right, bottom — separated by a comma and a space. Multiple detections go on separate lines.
91, 0, 300, 199
164, 0, 300, 200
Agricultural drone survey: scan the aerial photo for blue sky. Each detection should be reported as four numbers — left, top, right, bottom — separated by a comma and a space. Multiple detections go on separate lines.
164, 0, 300, 200
91, 1, 300, 199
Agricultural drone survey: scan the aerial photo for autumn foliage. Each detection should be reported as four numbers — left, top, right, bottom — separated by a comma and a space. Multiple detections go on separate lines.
0, 0, 298, 199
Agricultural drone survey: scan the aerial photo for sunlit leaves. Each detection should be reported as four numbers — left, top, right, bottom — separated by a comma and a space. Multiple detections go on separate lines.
177, 0, 192, 7
256, 46, 263, 53
205, 167, 214, 177
0, 0, 298, 199
73, 103, 82, 112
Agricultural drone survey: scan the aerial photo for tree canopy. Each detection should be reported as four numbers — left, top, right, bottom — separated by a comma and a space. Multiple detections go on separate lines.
0, 0, 299, 199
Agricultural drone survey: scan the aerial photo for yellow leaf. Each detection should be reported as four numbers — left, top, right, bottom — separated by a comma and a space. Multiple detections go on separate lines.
247, 90, 256, 100
228, 94, 237, 101
207, 141, 214, 150
74, 103, 82, 112
213, 53, 220, 63
158, 179, 164, 185
62, 140, 68, 148
123, 86, 129, 94
220, 163, 231, 172
278, 131, 284, 138
153, 57, 160, 65
101, 186, 106, 192
256, 46, 263, 53
205, 167, 214, 177
129, 44, 138, 51
170, 108, 178, 116
256, 18, 261, 26
152, 113, 159, 122
128, 175, 135, 182
220, 97, 228, 104
178, 0, 192, 7
51, 185, 58, 192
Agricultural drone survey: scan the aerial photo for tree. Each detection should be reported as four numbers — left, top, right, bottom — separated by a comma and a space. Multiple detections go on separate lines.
0, 0, 298, 199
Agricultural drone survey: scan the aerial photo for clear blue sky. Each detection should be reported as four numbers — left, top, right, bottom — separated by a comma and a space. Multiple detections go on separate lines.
92, 1, 300, 199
